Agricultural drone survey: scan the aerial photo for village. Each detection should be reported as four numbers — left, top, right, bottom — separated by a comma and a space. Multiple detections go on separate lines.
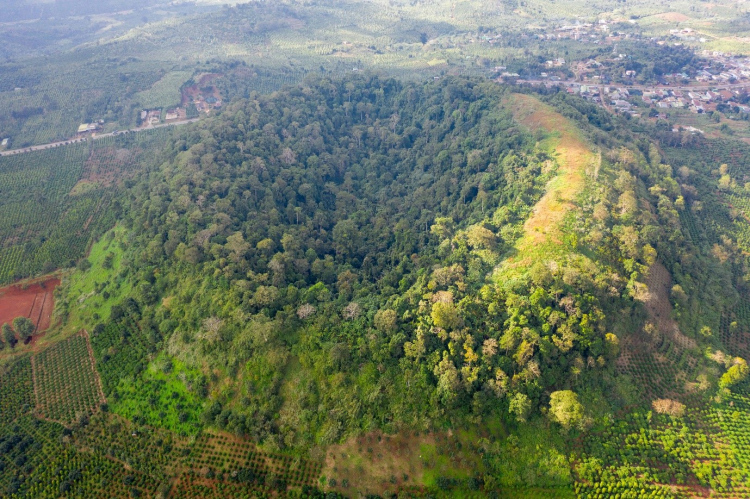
74, 87, 223, 139
496, 19, 750, 120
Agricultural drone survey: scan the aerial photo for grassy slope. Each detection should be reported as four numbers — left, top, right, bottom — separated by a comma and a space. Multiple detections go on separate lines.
495, 93, 598, 286
508, 93, 594, 252
63, 224, 132, 333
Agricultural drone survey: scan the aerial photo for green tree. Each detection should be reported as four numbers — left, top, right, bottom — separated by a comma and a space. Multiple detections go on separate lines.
374, 309, 398, 333
13, 317, 34, 341
719, 358, 749, 390
431, 302, 461, 330
549, 390, 585, 429
2, 323, 16, 348
509, 392, 532, 423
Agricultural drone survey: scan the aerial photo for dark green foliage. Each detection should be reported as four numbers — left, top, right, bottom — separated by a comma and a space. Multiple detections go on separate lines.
109, 75, 588, 445
0, 358, 34, 425
12, 317, 34, 341
2, 323, 16, 348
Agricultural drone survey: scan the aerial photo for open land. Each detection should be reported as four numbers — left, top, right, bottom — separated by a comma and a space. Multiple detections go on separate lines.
0, 276, 60, 332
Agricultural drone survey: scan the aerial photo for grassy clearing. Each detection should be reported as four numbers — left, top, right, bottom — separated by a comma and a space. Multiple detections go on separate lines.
501, 93, 596, 266
321, 430, 440, 494
319, 419, 575, 496
321, 428, 490, 495
110, 354, 204, 436
63, 225, 131, 332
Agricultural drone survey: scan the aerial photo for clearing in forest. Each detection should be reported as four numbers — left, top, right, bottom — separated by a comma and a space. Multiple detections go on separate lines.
0, 276, 60, 333
321, 429, 488, 495
32, 332, 106, 425
504, 93, 596, 257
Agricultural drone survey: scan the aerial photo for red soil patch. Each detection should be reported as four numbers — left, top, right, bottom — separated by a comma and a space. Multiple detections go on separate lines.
0, 277, 60, 333
181, 73, 223, 108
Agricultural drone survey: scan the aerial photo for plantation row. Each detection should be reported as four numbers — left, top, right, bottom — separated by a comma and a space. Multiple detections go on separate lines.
89, 302, 158, 397
72, 412, 189, 482
33, 334, 104, 425
187, 432, 322, 489
616, 330, 697, 404
575, 402, 750, 498
0, 128, 174, 285
0, 358, 34, 426
0, 416, 160, 498
87, 298, 204, 435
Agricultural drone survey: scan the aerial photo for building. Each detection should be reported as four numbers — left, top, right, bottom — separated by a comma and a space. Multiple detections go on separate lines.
77, 123, 98, 134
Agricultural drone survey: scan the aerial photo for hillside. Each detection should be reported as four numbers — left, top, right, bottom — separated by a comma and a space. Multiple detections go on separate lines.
3, 73, 750, 497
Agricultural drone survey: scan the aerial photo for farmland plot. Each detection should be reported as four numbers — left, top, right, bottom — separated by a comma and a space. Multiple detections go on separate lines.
32, 333, 105, 425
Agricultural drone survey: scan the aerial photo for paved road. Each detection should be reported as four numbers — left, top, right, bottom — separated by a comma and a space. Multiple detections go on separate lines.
0, 118, 200, 158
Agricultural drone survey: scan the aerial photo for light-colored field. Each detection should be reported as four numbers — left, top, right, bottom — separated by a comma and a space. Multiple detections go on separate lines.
505, 93, 596, 255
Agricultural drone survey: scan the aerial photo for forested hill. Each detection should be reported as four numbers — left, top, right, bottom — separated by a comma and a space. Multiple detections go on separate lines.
56, 75, 658, 442
34, 74, 750, 495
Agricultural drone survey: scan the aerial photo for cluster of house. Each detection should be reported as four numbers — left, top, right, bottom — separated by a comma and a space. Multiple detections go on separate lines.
535, 19, 616, 42
545, 58, 566, 68
194, 95, 222, 113
693, 52, 750, 84
568, 85, 637, 113
139, 107, 190, 127
667, 27, 707, 44
642, 88, 749, 114
140, 110, 162, 126
564, 83, 749, 116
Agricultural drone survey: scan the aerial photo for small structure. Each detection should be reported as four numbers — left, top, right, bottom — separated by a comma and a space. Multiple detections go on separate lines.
1, 138, 8, 148
77, 123, 98, 134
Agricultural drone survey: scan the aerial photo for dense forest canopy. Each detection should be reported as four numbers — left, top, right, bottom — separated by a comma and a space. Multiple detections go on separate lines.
5, 0, 750, 495
49, 75, 684, 454
3, 70, 750, 496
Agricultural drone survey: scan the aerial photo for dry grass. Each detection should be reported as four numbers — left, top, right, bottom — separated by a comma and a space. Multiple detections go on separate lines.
655, 12, 691, 22
320, 428, 483, 495
321, 430, 432, 494
505, 93, 595, 253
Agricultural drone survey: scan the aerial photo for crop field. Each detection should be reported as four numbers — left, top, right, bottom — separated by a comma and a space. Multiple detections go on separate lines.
73, 412, 189, 482
0, 55, 173, 146
0, 357, 34, 426
187, 431, 322, 487
135, 70, 193, 110
0, 128, 174, 286
0, 415, 160, 498
88, 302, 204, 435
32, 333, 105, 425
572, 393, 750, 498
0, 277, 59, 335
